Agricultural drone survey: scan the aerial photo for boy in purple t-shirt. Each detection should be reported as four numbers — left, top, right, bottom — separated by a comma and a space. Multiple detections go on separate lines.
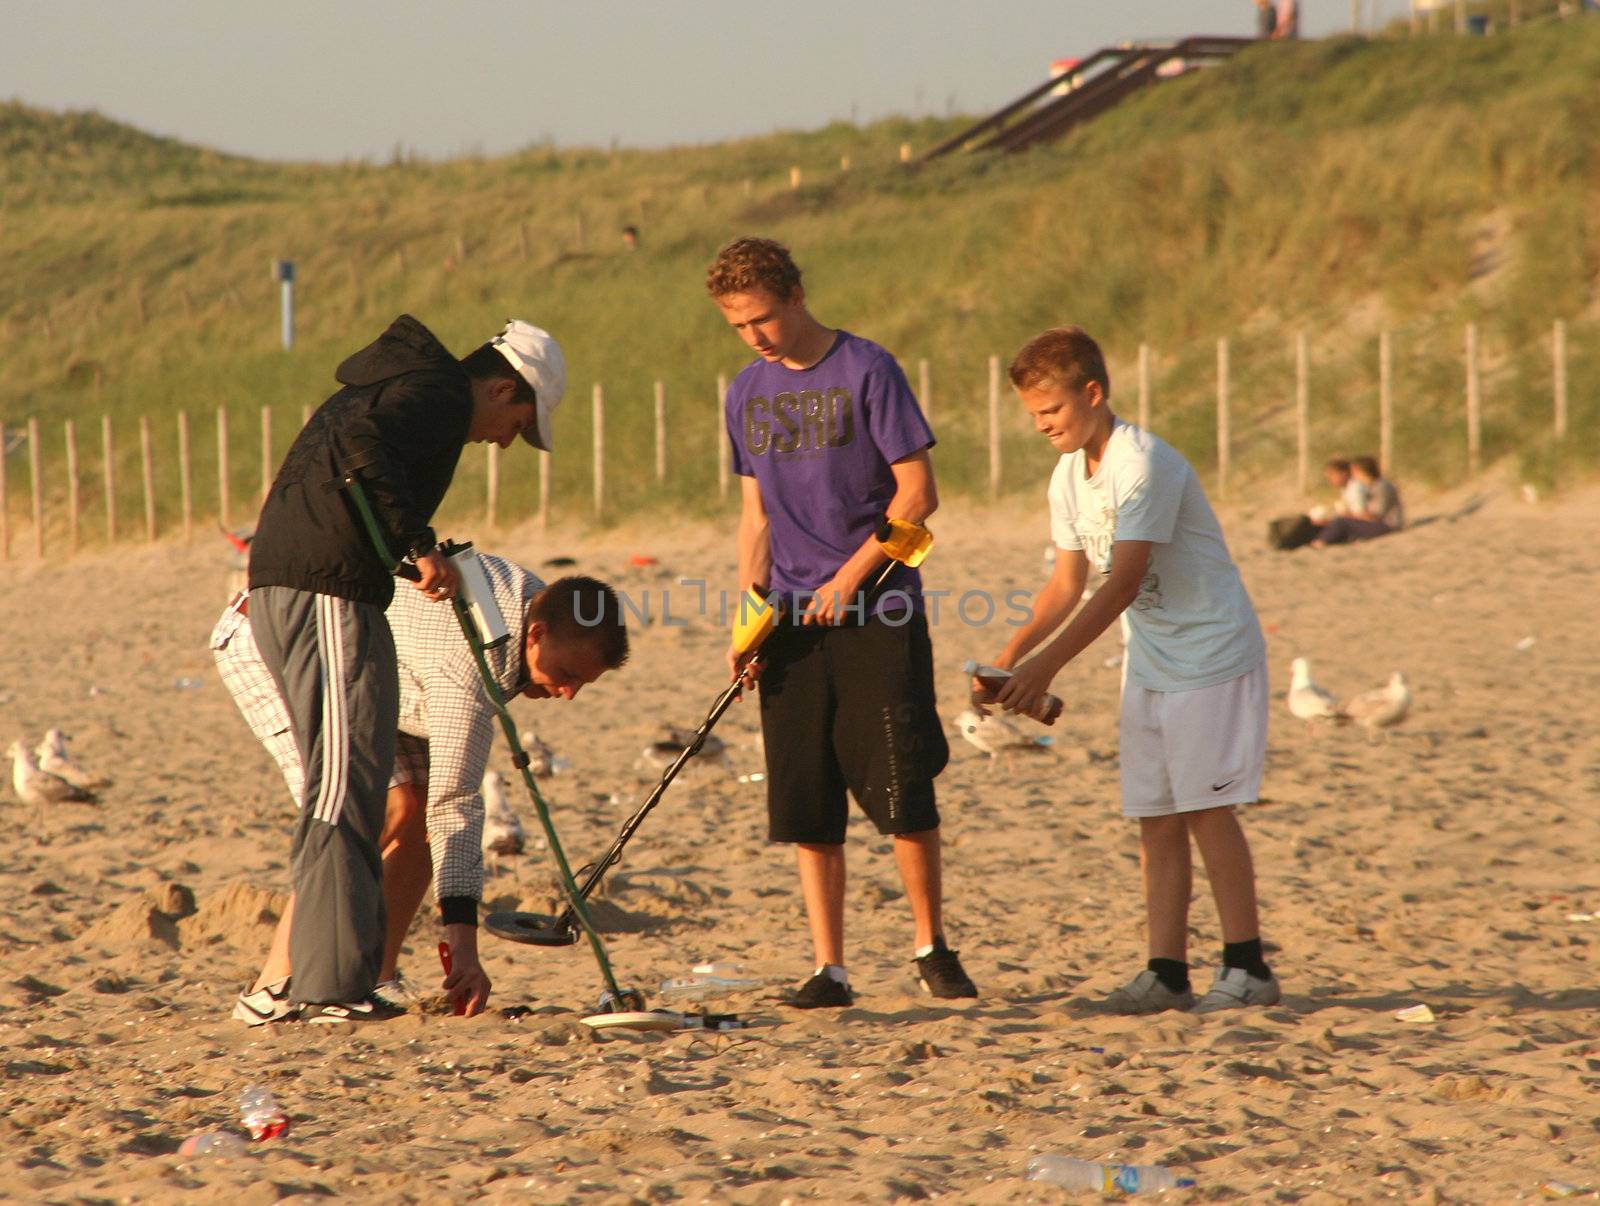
707, 237, 977, 1007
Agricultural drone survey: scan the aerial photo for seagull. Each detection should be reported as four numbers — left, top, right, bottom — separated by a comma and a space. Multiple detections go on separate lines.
481, 770, 525, 856
9, 741, 97, 806
1288, 658, 1345, 730
954, 709, 1053, 759
519, 730, 557, 778
35, 729, 112, 791
1342, 671, 1411, 734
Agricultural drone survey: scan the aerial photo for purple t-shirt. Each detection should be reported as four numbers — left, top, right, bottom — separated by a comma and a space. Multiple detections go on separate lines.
726, 330, 934, 612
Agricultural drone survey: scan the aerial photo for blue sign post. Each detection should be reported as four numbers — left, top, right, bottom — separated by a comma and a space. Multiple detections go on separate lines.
274, 259, 295, 350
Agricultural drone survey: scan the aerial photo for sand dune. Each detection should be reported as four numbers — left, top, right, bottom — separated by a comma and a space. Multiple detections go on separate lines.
0, 479, 1595, 1202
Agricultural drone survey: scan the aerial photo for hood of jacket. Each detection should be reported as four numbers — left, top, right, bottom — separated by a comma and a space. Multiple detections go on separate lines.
335, 314, 459, 388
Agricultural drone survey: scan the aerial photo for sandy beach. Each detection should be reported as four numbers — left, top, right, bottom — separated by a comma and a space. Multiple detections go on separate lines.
1, 475, 1596, 1203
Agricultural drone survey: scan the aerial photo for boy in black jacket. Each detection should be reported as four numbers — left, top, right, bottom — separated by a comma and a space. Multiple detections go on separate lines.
245, 314, 564, 1022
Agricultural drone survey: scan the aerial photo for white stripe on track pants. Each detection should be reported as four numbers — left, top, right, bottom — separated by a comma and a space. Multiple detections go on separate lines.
250, 586, 398, 1006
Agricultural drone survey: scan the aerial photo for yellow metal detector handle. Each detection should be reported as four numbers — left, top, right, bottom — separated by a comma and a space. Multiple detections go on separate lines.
731, 589, 777, 657
877, 517, 933, 567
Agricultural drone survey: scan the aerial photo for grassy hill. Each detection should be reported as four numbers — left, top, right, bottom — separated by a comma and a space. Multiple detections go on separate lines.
2, 18, 1598, 548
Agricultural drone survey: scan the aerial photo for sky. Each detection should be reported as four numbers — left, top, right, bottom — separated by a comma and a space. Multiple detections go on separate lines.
3, 1, 1406, 162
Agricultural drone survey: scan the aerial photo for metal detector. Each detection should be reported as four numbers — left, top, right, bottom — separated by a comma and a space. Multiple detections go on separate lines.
484, 516, 935, 950
336, 469, 643, 1014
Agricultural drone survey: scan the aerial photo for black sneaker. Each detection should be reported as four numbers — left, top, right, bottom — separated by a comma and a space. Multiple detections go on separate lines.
299, 995, 408, 1024
789, 971, 854, 1009
915, 939, 978, 999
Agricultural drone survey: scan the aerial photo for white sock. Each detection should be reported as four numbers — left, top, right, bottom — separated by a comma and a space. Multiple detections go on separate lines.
814, 963, 849, 986
915, 940, 944, 959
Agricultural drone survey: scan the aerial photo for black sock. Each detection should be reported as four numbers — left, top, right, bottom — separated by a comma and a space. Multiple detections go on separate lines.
1147, 957, 1191, 994
1222, 938, 1270, 979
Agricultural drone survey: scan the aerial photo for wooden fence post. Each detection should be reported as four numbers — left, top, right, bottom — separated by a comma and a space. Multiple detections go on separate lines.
178, 411, 193, 543
592, 383, 605, 519
0, 421, 8, 560
1379, 331, 1393, 474
28, 417, 43, 558
1138, 343, 1151, 432
486, 442, 499, 529
217, 407, 231, 528
1466, 322, 1481, 476
537, 448, 550, 531
717, 373, 730, 502
654, 380, 667, 484
1553, 319, 1568, 439
140, 416, 157, 542
988, 355, 1002, 500
102, 415, 116, 541
1295, 332, 1309, 495
1216, 338, 1230, 501
260, 405, 273, 503
65, 420, 80, 555
918, 358, 932, 426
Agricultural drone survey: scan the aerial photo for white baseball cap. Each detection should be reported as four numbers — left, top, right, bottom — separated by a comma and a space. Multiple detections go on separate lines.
490, 319, 566, 450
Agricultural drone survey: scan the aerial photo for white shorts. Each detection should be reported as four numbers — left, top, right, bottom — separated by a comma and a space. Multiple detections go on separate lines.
1119, 662, 1268, 818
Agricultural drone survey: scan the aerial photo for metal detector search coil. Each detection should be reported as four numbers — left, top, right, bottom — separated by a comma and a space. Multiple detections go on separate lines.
445, 542, 510, 649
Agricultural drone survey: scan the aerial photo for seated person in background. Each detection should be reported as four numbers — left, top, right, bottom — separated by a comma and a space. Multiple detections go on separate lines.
1312, 456, 1403, 547
1308, 457, 1367, 525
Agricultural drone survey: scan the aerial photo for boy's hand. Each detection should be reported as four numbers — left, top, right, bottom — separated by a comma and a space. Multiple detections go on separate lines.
801, 568, 867, 626
727, 646, 763, 691
442, 923, 492, 1017
414, 550, 460, 601
996, 654, 1059, 720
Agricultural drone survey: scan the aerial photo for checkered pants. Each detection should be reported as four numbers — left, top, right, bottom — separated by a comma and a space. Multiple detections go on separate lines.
211, 594, 417, 804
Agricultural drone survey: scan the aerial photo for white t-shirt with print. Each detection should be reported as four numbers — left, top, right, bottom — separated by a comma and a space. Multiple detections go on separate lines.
1049, 419, 1265, 692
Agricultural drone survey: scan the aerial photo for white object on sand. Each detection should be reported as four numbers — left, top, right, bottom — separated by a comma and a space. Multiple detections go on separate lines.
1394, 1003, 1435, 1023
35, 728, 112, 791
954, 709, 1051, 758
481, 770, 525, 856
518, 730, 557, 777
9, 741, 97, 806
1342, 671, 1411, 732
1288, 658, 1345, 725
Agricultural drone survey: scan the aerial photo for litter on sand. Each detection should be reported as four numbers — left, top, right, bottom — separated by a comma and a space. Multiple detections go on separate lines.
1394, 1003, 1436, 1023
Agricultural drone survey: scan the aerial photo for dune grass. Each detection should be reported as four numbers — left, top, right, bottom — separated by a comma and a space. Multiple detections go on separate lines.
1, 18, 1597, 551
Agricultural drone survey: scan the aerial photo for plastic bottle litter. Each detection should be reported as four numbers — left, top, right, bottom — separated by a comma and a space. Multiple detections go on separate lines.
658, 961, 765, 1003
178, 1131, 246, 1159
239, 1084, 290, 1140
1024, 1155, 1194, 1194
962, 660, 1064, 725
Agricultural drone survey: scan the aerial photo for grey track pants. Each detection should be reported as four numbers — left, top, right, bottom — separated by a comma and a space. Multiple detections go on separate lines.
251, 586, 398, 1005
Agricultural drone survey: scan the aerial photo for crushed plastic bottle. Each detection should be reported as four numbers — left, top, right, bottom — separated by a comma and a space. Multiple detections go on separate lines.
658, 961, 765, 1003
178, 1130, 246, 1159
239, 1084, 289, 1140
963, 660, 1063, 725
1024, 1155, 1194, 1194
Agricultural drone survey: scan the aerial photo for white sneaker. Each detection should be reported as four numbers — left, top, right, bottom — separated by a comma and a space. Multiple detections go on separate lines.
370, 971, 422, 1010
231, 977, 297, 1026
1104, 969, 1196, 1015
1194, 967, 1282, 1013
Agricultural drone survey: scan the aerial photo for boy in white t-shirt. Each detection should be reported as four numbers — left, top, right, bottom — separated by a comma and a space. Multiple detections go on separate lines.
978, 327, 1281, 1014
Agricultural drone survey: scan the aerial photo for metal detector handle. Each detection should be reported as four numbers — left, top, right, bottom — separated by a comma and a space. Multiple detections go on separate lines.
336, 470, 422, 580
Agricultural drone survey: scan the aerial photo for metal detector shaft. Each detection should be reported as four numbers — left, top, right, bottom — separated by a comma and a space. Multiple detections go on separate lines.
336, 469, 627, 1003
446, 596, 627, 1004
548, 675, 746, 934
